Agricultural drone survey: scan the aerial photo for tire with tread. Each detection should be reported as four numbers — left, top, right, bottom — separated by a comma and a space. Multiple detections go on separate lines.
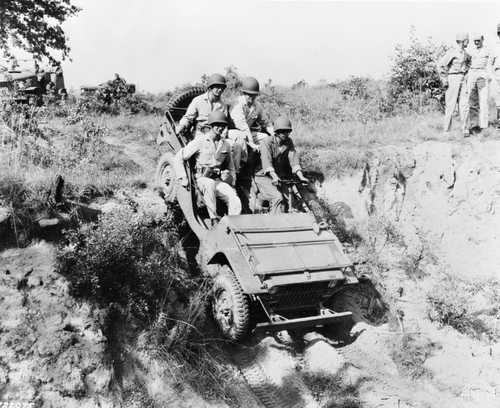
211, 265, 250, 342
166, 86, 206, 122
155, 153, 177, 203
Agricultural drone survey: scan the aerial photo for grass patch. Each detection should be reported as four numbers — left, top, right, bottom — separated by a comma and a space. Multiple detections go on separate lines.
427, 275, 500, 341
390, 334, 437, 379
302, 371, 362, 408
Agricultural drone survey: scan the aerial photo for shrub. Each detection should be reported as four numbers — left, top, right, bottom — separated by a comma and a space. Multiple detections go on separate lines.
0, 175, 54, 246
57, 209, 195, 328
388, 28, 447, 113
0, 102, 56, 169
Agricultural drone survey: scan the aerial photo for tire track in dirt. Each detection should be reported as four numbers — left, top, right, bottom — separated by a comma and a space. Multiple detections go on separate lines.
230, 338, 321, 408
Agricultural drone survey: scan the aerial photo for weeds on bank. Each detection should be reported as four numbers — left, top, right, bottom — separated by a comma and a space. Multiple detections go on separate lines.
302, 371, 362, 408
427, 275, 500, 341
390, 333, 437, 379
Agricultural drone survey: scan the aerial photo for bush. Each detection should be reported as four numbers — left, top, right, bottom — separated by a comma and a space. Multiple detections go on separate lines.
57, 209, 195, 328
388, 28, 447, 113
0, 175, 51, 246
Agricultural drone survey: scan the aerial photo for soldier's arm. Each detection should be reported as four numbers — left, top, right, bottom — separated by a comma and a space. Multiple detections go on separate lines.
256, 104, 272, 134
260, 139, 279, 180
287, 140, 302, 174
226, 144, 236, 185
438, 50, 453, 75
181, 136, 202, 160
230, 101, 250, 132
174, 137, 201, 185
177, 98, 199, 132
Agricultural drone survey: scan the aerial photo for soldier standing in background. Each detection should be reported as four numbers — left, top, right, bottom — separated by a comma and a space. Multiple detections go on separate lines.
490, 23, 500, 128
463, 33, 491, 136
439, 33, 470, 133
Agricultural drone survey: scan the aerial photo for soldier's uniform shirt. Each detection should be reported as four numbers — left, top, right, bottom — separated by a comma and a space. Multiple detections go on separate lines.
230, 95, 270, 135
178, 92, 229, 131
254, 135, 302, 179
181, 132, 235, 181
439, 46, 470, 75
469, 46, 491, 72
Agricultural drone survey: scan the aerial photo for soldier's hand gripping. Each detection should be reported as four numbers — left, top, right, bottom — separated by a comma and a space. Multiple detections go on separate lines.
296, 170, 309, 184
270, 172, 281, 186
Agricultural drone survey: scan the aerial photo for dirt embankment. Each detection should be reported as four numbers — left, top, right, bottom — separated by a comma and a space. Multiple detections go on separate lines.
1, 138, 500, 408
322, 138, 500, 281
316, 138, 500, 407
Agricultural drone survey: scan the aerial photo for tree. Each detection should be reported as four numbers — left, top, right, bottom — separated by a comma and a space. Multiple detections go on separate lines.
388, 27, 448, 111
0, 0, 80, 61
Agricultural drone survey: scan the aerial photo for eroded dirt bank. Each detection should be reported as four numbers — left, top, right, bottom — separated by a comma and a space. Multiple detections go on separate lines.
1, 138, 500, 407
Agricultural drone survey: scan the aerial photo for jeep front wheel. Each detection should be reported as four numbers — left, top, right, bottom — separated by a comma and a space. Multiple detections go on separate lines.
211, 265, 250, 342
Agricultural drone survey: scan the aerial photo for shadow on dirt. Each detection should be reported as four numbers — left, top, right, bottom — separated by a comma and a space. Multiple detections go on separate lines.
319, 279, 389, 346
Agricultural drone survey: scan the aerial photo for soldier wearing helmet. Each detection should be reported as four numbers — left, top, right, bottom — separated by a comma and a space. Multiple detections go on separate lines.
438, 32, 471, 133
462, 33, 492, 135
174, 111, 241, 226
490, 23, 500, 127
227, 76, 273, 212
252, 117, 309, 214
176, 73, 229, 138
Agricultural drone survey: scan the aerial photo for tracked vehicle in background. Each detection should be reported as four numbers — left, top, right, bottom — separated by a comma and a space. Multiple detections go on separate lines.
155, 86, 363, 341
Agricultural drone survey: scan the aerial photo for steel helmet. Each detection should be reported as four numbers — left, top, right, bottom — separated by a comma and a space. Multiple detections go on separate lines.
455, 32, 468, 42
241, 77, 260, 95
472, 32, 483, 41
273, 117, 292, 132
207, 73, 227, 89
207, 111, 229, 126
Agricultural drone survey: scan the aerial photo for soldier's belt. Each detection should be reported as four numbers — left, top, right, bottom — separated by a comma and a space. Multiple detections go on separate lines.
197, 166, 221, 179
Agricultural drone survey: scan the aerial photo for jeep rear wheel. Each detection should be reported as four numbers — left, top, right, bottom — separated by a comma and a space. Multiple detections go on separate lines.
155, 155, 177, 203
211, 265, 250, 342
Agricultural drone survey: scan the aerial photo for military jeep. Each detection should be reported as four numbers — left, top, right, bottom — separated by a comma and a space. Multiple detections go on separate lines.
155, 87, 362, 341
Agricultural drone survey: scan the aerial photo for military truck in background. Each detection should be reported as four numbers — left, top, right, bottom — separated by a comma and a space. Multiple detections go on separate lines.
0, 58, 66, 105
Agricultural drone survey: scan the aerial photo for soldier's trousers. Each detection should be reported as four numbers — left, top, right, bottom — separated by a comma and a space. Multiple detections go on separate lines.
197, 176, 241, 219
253, 176, 283, 214
490, 70, 500, 109
463, 70, 489, 131
443, 73, 467, 132
227, 130, 268, 173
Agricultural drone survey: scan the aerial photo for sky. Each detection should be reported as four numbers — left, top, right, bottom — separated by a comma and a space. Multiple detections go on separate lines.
58, 0, 500, 93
